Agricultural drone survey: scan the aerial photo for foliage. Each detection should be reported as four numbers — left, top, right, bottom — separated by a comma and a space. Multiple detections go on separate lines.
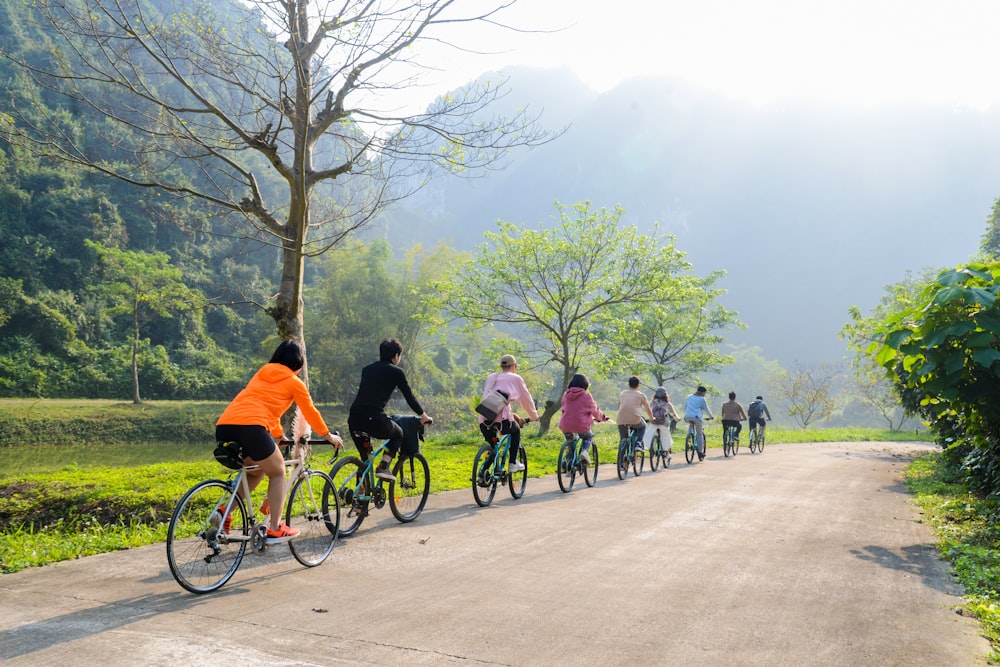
3, 0, 553, 344
772, 362, 840, 428
905, 454, 1000, 661
431, 201, 701, 433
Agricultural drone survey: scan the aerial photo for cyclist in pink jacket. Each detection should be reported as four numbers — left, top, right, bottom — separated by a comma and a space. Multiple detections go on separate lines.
558, 373, 608, 465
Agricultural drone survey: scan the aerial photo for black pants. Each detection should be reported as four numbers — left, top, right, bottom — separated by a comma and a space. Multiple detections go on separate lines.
480, 420, 521, 463
348, 413, 403, 462
722, 419, 743, 438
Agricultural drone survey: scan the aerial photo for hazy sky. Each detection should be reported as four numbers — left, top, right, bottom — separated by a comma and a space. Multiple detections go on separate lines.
422, 0, 1000, 110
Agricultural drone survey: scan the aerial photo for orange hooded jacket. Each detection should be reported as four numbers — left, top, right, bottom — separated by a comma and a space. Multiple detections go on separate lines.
216, 363, 331, 439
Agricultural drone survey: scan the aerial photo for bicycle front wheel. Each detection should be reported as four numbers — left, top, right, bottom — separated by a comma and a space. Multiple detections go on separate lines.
472, 444, 498, 507
557, 440, 576, 493
508, 445, 527, 499
583, 441, 599, 487
685, 431, 696, 464
166, 479, 248, 594
286, 469, 339, 567
649, 435, 661, 471
389, 453, 430, 522
329, 456, 367, 537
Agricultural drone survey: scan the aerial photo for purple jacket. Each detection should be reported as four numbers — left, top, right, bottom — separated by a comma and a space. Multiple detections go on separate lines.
558, 387, 607, 433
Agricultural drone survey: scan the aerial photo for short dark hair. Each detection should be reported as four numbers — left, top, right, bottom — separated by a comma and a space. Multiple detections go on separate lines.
729, 391, 736, 400
628, 376, 640, 389
379, 337, 403, 362
697, 385, 707, 394
269, 340, 304, 372
568, 373, 590, 390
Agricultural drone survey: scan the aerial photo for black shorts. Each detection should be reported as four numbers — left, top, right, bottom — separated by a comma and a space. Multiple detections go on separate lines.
215, 424, 277, 462
749, 417, 766, 430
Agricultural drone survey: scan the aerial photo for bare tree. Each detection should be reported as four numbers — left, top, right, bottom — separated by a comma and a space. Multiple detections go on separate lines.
2, 0, 552, 345
775, 362, 840, 428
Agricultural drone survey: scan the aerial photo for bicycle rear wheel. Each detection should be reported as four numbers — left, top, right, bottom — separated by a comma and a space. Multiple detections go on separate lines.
749, 428, 758, 453
583, 441, 599, 487
616, 441, 629, 480
685, 430, 696, 464
389, 453, 430, 522
508, 445, 527, 499
329, 456, 367, 537
472, 444, 498, 507
286, 469, 339, 567
166, 479, 248, 594
649, 435, 661, 471
723, 427, 732, 457
758, 429, 766, 452
632, 444, 644, 476
732, 432, 740, 456
557, 440, 576, 493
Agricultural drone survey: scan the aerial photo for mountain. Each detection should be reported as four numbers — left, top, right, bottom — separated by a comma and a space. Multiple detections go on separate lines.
377, 66, 1000, 367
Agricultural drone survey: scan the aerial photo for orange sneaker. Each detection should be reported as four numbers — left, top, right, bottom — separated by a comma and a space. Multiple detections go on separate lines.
214, 505, 233, 534
259, 499, 270, 517
265, 522, 299, 544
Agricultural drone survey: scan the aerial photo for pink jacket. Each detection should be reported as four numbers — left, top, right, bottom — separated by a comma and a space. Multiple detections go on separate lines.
477, 371, 540, 424
558, 387, 607, 433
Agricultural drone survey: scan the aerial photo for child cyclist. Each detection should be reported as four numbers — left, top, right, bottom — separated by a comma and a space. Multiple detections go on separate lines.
644, 386, 680, 464
558, 373, 608, 465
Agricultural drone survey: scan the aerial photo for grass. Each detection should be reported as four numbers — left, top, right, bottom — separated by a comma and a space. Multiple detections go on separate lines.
0, 418, 932, 575
904, 454, 1000, 663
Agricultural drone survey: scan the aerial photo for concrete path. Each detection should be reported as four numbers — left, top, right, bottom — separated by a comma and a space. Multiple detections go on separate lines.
0, 441, 990, 666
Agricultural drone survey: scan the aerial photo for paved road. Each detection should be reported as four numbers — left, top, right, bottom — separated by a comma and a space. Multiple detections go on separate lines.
0, 441, 990, 666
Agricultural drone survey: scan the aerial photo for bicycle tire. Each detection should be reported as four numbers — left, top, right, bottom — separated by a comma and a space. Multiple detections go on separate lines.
759, 429, 766, 453
508, 444, 527, 499
649, 434, 661, 471
723, 426, 732, 457
329, 455, 367, 537
472, 444, 498, 507
166, 479, 248, 594
583, 440, 599, 487
617, 441, 629, 480
732, 432, 740, 456
633, 444, 644, 477
685, 430, 696, 464
557, 440, 576, 493
389, 452, 429, 522
749, 428, 758, 453
286, 469, 339, 567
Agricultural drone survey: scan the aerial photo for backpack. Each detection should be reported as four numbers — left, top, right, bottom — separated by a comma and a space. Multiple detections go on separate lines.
748, 400, 764, 419
651, 399, 669, 424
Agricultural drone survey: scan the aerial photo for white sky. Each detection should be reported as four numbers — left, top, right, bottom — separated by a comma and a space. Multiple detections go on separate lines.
418, 0, 1000, 110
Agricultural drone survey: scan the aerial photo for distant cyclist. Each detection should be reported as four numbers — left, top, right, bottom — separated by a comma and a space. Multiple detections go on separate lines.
719, 391, 747, 443
747, 395, 772, 435
616, 375, 653, 452
683, 385, 715, 461
477, 354, 540, 473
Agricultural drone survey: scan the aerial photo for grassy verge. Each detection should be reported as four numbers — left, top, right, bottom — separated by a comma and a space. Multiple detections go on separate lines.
0, 419, 931, 574
904, 454, 1000, 663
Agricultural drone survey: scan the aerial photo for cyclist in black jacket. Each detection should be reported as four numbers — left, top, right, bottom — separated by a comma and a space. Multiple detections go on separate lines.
348, 338, 433, 480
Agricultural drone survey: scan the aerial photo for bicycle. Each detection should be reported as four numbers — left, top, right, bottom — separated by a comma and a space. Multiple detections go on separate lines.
684, 417, 713, 464
166, 436, 341, 594
557, 432, 599, 493
616, 424, 645, 480
329, 415, 430, 536
722, 424, 740, 457
472, 420, 530, 506
647, 426, 671, 471
749, 422, 767, 453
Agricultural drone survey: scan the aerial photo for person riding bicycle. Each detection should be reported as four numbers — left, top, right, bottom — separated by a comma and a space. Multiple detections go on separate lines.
644, 386, 680, 463
747, 395, 772, 435
616, 376, 653, 452
348, 338, 433, 482
719, 390, 748, 443
683, 385, 714, 461
558, 373, 608, 465
477, 354, 540, 473
215, 340, 343, 544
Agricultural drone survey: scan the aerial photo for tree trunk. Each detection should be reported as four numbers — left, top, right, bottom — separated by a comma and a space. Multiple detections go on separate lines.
131, 307, 141, 404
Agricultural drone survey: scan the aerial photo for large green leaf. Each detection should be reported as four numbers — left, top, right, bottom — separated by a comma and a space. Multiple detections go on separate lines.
972, 348, 1000, 368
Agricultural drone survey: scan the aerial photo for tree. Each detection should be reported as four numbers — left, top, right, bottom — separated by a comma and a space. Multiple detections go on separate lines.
863, 263, 1000, 494
776, 362, 839, 428
432, 201, 691, 435
981, 196, 1000, 259
606, 270, 742, 388
87, 241, 206, 403
849, 370, 910, 432
2, 0, 551, 350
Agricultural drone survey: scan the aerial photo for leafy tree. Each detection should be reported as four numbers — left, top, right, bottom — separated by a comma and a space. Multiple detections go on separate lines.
774, 362, 839, 428
981, 196, 1000, 259
432, 201, 692, 435
3, 0, 552, 351
862, 263, 1000, 494
87, 241, 206, 403
605, 270, 742, 387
